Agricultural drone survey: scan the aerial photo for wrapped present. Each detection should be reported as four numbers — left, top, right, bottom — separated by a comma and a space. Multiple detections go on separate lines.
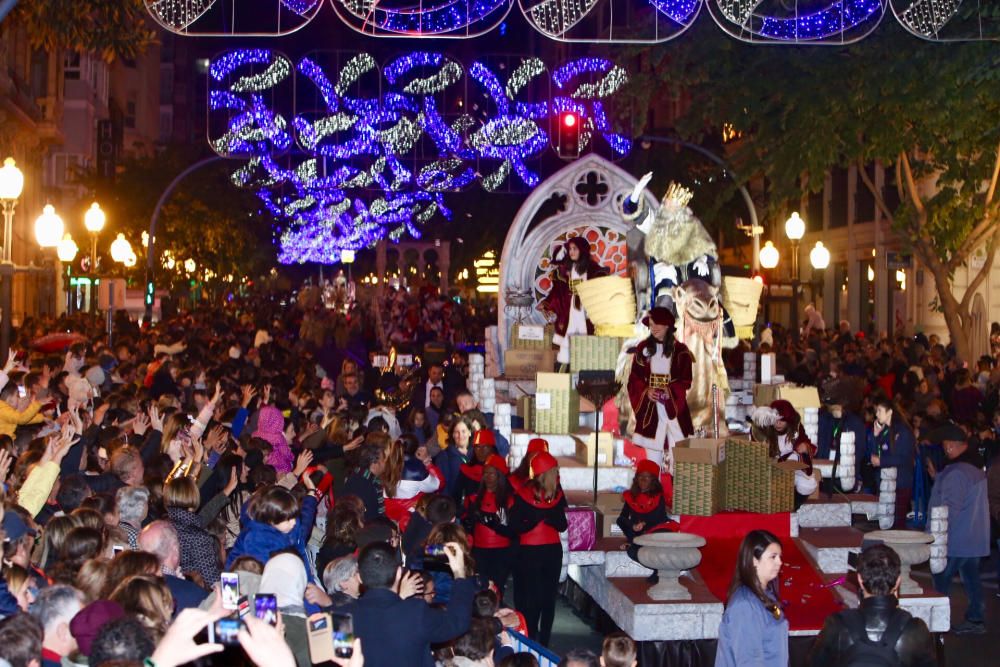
674, 461, 724, 516
597, 507, 624, 538
674, 438, 727, 465
570, 336, 625, 372
566, 507, 597, 551
534, 372, 580, 435
505, 348, 555, 380
722, 437, 804, 513
509, 323, 554, 350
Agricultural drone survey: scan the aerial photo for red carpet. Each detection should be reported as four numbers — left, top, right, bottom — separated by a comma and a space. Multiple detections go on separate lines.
679, 512, 844, 632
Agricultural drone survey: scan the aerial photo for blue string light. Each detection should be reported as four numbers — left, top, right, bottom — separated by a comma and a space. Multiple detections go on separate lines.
208, 48, 631, 263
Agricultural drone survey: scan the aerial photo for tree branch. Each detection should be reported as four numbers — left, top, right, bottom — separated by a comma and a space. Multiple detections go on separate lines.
895, 161, 905, 206
960, 225, 1000, 313
856, 160, 895, 224
985, 139, 1000, 206
952, 209, 999, 271
899, 151, 925, 215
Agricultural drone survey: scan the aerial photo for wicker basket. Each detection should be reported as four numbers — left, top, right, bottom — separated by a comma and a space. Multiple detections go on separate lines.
674, 461, 724, 516
576, 275, 637, 326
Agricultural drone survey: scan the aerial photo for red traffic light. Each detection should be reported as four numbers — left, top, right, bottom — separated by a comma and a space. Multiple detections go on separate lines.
562, 113, 577, 128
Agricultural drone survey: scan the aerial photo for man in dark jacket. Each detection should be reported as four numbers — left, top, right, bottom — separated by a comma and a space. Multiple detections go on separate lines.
343, 444, 387, 522
809, 544, 936, 667
341, 541, 475, 667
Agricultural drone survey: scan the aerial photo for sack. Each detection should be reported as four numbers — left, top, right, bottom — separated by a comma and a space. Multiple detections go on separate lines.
841, 608, 909, 667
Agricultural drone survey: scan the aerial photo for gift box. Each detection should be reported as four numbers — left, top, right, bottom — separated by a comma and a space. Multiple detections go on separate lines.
570, 336, 624, 372
566, 507, 597, 551
533, 372, 580, 435
597, 507, 625, 538
516, 396, 535, 429
509, 324, 554, 350
752, 383, 821, 413
721, 437, 804, 513
505, 348, 555, 380
674, 438, 728, 465
575, 430, 614, 466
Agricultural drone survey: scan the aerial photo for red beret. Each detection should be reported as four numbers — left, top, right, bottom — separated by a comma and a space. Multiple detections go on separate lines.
636, 459, 660, 477
485, 454, 509, 475
530, 451, 558, 478
473, 429, 496, 448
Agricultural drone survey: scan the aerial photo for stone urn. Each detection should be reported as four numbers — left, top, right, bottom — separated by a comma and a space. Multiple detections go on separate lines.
868, 530, 934, 596
633, 532, 706, 601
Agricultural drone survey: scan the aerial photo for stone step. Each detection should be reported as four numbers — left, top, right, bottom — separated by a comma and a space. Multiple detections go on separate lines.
796, 497, 853, 528
796, 526, 864, 573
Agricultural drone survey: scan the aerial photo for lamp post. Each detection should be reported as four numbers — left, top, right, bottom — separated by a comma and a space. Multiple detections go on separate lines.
0, 158, 24, 358
759, 241, 779, 327
84, 202, 105, 312
784, 212, 806, 335
809, 241, 831, 316
34, 204, 65, 317
57, 234, 78, 313
108, 233, 133, 345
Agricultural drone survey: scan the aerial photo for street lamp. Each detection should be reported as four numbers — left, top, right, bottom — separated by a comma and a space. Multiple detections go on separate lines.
107, 234, 133, 345
810, 241, 831, 314
785, 212, 806, 335
57, 234, 78, 313
759, 241, 780, 269
34, 205, 64, 248
0, 158, 24, 357
84, 202, 105, 312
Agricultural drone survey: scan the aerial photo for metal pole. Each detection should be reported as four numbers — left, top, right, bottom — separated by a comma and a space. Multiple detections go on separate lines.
90, 233, 98, 313
791, 240, 800, 336
107, 279, 114, 346
1, 200, 16, 359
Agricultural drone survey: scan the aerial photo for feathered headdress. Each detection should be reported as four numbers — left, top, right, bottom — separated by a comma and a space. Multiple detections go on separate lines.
751, 406, 781, 428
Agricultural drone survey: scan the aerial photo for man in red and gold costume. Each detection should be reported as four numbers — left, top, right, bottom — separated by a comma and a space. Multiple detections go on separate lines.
539, 237, 609, 366
626, 307, 694, 473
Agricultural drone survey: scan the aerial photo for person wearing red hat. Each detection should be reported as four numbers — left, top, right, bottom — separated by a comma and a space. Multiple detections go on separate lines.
455, 428, 497, 505
752, 399, 818, 507
510, 451, 567, 646
626, 307, 694, 475
462, 453, 514, 597
538, 236, 610, 367
508, 438, 548, 492
619, 460, 678, 583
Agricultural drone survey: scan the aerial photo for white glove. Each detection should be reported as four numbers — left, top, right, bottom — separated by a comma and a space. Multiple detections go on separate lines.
652, 262, 679, 288
692, 255, 710, 277
630, 172, 653, 203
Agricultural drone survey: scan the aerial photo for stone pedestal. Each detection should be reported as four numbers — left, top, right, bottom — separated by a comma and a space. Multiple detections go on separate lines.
634, 532, 706, 601
868, 530, 934, 596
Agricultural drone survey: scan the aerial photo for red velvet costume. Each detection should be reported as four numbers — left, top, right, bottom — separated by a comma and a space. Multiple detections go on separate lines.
627, 338, 695, 442
538, 237, 610, 342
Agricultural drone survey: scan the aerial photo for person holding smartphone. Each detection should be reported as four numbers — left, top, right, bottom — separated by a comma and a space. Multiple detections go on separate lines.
340, 541, 475, 667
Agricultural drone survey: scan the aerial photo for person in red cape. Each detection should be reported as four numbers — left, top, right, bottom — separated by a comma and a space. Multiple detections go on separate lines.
508, 437, 548, 493
626, 307, 694, 475
456, 429, 496, 504
382, 435, 445, 533
538, 237, 610, 367
462, 454, 514, 598
619, 460, 678, 583
510, 451, 567, 646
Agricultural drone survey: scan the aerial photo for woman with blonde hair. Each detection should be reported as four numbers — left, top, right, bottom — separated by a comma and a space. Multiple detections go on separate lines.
4, 564, 37, 611
510, 452, 567, 646
109, 574, 174, 641
75, 559, 111, 603
101, 551, 161, 599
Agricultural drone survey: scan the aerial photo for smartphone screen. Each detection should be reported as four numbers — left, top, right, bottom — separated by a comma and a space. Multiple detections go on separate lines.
220, 572, 240, 610
331, 613, 354, 658
254, 593, 278, 626
209, 618, 241, 645
237, 596, 250, 619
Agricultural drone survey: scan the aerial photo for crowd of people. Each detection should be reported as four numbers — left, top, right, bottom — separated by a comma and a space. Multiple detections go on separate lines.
0, 289, 995, 667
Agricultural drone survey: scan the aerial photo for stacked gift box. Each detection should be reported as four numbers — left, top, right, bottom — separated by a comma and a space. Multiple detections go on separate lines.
570, 335, 625, 371
509, 323, 554, 350
723, 438, 803, 514
673, 439, 727, 516
533, 372, 580, 434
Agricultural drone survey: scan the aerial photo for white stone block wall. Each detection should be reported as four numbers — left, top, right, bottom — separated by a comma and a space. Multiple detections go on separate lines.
930, 505, 948, 574
878, 467, 897, 530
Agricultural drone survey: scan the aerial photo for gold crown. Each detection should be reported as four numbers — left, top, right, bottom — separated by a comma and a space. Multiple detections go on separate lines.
661, 182, 694, 208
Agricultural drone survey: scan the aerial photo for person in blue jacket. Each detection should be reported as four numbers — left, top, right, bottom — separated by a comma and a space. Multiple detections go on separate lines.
225, 478, 319, 581
715, 530, 788, 667
868, 397, 916, 528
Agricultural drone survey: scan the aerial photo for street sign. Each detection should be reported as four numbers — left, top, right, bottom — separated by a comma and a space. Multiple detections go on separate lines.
886, 252, 912, 270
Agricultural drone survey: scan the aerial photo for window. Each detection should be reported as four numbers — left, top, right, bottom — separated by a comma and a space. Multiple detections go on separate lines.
64, 52, 81, 80
159, 109, 173, 142
126, 101, 136, 129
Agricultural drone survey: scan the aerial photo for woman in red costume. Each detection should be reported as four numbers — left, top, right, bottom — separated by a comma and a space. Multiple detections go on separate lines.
463, 454, 514, 597
508, 437, 548, 493
455, 429, 497, 505
510, 451, 567, 646
619, 459, 678, 582
626, 307, 694, 475
539, 236, 610, 367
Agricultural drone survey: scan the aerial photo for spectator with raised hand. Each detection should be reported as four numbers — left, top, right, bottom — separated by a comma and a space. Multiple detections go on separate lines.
19, 425, 80, 516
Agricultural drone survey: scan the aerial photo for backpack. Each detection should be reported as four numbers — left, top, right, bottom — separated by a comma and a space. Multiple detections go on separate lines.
841, 608, 910, 667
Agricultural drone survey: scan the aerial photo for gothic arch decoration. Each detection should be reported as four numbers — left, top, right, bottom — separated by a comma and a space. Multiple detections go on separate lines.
497, 154, 655, 351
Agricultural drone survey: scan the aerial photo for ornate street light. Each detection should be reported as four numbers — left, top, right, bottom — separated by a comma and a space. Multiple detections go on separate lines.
0, 158, 24, 264
57, 234, 78, 263
34, 204, 65, 248
110, 233, 133, 264
759, 241, 780, 269
809, 241, 830, 270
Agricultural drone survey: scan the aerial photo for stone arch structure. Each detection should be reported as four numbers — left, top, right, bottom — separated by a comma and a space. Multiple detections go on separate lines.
375, 240, 450, 294
497, 154, 655, 351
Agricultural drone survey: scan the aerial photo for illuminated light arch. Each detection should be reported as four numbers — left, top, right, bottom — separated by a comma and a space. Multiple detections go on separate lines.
706, 0, 888, 43
329, 0, 514, 37
144, 0, 322, 36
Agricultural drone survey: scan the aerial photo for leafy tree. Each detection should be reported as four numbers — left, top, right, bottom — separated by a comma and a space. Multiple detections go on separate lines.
11, 0, 155, 62
624, 20, 1000, 361
77, 147, 272, 294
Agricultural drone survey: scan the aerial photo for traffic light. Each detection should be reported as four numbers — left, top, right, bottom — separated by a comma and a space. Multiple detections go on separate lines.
554, 111, 580, 159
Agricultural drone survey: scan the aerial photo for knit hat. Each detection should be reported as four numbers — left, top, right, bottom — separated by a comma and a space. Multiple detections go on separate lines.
526, 438, 549, 455
472, 430, 496, 448
636, 459, 660, 477
70, 601, 125, 656
529, 451, 558, 478
642, 307, 675, 328
924, 421, 966, 445
484, 454, 509, 475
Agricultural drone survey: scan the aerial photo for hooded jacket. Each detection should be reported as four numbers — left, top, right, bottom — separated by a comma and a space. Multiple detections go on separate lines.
225, 494, 319, 580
